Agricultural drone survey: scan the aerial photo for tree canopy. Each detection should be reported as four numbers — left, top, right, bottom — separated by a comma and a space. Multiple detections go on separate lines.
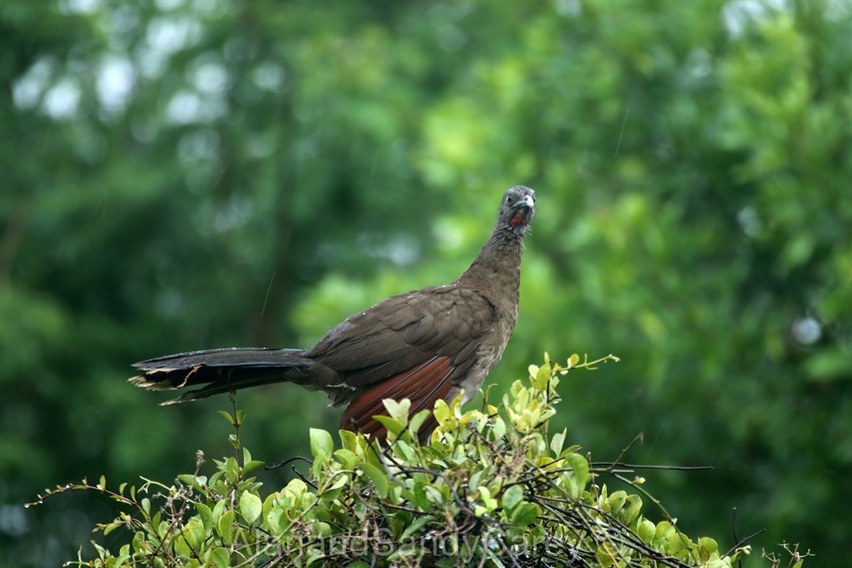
1, 0, 849, 566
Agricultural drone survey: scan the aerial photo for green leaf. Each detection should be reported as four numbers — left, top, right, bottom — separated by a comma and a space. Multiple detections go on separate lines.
478, 486, 498, 511
240, 491, 262, 524
339, 429, 358, 452
196, 502, 214, 530
223, 457, 240, 481
243, 460, 265, 475
177, 474, 197, 486
407, 409, 430, 438
309, 428, 334, 459
382, 398, 411, 425
102, 521, 120, 536
510, 502, 540, 525
209, 547, 229, 568
316, 521, 332, 537
698, 536, 719, 561
359, 463, 389, 498
468, 470, 483, 492
399, 514, 433, 541
433, 399, 450, 424
501, 485, 524, 512
373, 415, 406, 437
333, 449, 358, 469
534, 361, 552, 389
550, 428, 566, 457
410, 481, 430, 509
320, 473, 349, 502
655, 520, 676, 542
620, 494, 642, 524
607, 490, 627, 513
183, 517, 205, 549
596, 542, 619, 567
211, 499, 226, 523
565, 452, 590, 491
491, 417, 506, 440
217, 410, 234, 426
394, 439, 417, 462
637, 518, 656, 543
217, 509, 234, 544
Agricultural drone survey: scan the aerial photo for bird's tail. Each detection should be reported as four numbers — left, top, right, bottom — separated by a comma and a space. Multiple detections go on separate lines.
130, 348, 316, 404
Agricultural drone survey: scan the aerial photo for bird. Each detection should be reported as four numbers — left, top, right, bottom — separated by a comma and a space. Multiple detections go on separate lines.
130, 185, 536, 440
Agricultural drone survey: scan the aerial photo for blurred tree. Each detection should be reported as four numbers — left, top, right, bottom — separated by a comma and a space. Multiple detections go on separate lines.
1, 0, 849, 566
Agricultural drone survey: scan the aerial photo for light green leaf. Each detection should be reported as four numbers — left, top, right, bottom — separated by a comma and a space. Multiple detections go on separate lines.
309, 428, 334, 459
607, 490, 627, 513
240, 491, 262, 524
333, 449, 358, 469
534, 362, 551, 389
382, 398, 411, 425
491, 417, 506, 440
565, 452, 590, 490
407, 409, 430, 438
637, 518, 656, 543
550, 428, 566, 456
655, 520, 676, 542
217, 509, 234, 544
339, 429, 359, 451
433, 399, 450, 424
698, 537, 719, 561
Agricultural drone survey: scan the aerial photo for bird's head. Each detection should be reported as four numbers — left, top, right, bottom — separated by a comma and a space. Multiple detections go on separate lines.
498, 185, 536, 236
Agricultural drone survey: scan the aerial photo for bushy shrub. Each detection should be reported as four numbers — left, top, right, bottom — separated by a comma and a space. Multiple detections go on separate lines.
30, 355, 808, 567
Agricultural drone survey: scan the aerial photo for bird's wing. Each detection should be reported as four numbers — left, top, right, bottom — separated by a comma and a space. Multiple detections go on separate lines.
306, 285, 496, 436
308, 285, 494, 383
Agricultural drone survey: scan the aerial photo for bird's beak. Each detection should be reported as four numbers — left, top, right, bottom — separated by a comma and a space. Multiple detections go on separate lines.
512, 194, 535, 214
509, 194, 535, 231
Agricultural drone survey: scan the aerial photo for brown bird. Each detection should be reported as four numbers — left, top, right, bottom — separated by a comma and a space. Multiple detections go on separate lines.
131, 186, 535, 440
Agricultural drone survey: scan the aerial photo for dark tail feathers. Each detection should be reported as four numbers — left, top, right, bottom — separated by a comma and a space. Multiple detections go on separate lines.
130, 348, 315, 404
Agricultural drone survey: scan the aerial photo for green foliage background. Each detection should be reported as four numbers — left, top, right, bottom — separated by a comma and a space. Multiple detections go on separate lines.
0, 0, 849, 565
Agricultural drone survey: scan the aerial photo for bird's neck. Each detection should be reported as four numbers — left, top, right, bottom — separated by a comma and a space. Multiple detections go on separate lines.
456, 226, 524, 314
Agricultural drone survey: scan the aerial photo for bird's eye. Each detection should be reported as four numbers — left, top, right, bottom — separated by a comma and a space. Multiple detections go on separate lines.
506, 196, 514, 204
